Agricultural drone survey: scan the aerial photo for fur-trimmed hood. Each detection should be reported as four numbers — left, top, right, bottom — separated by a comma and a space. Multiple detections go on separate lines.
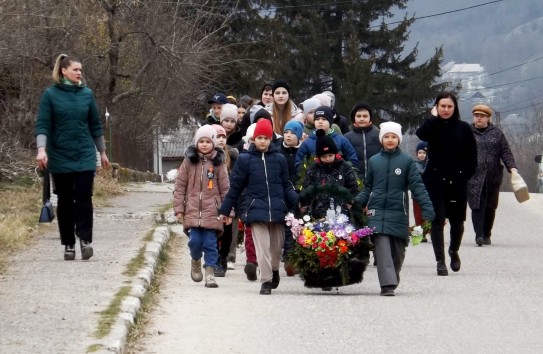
185, 145, 226, 166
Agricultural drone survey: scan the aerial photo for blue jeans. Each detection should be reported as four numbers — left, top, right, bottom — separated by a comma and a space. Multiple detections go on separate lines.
188, 227, 218, 268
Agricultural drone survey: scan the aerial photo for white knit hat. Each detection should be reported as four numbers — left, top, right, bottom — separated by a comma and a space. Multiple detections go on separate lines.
243, 123, 257, 143
379, 122, 403, 144
193, 125, 216, 146
301, 98, 321, 117
220, 103, 238, 122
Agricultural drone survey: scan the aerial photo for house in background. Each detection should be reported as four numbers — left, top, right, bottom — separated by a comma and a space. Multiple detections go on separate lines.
153, 126, 198, 178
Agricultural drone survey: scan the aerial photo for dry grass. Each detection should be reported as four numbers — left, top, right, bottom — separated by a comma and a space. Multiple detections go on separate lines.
0, 182, 43, 267
93, 169, 124, 205
0, 170, 124, 271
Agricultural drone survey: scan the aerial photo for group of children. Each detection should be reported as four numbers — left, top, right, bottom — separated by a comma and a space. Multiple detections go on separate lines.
173, 86, 435, 296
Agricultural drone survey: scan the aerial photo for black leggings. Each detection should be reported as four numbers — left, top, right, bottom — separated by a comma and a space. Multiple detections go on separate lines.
52, 171, 95, 246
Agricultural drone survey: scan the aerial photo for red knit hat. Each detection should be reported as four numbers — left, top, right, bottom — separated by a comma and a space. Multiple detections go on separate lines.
253, 119, 273, 140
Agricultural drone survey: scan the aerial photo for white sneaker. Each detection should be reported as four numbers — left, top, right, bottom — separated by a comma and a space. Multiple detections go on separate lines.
227, 261, 235, 270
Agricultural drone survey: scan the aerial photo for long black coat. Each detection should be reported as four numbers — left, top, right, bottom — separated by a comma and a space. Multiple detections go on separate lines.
467, 124, 516, 210
416, 116, 477, 221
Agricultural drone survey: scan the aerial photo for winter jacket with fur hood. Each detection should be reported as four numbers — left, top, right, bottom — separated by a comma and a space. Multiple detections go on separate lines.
173, 146, 230, 233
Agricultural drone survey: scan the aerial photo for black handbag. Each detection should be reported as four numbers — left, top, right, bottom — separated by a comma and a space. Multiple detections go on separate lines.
39, 169, 55, 223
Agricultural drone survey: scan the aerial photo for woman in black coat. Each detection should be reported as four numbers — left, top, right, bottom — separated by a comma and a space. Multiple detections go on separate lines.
416, 92, 477, 276
467, 104, 517, 247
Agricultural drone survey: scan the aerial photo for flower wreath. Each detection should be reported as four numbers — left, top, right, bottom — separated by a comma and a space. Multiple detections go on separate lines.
286, 184, 374, 287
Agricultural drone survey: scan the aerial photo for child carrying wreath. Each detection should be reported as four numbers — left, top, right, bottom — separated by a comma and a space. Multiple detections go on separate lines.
291, 129, 372, 290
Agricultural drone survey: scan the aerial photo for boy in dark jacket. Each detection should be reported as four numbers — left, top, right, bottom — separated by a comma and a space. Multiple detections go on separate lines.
295, 106, 359, 171
355, 122, 435, 296
218, 119, 299, 295
344, 102, 381, 181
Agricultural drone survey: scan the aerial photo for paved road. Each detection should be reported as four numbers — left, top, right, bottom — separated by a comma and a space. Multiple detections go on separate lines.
137, 193, 543, 354
0, 182, 172, 354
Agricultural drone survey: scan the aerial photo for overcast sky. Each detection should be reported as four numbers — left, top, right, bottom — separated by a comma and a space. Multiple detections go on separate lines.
391, 0, 543, 79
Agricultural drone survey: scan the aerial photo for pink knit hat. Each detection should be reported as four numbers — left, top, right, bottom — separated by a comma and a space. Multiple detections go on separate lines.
211, 124, 226, 137
193, 125, 216, 146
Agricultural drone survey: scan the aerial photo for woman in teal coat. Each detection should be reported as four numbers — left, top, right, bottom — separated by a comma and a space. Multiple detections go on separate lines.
355, 122, 434, 296
35, 54, 109, 261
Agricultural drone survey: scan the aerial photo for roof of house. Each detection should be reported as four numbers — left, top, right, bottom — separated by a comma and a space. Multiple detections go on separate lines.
161, 127, 197, 158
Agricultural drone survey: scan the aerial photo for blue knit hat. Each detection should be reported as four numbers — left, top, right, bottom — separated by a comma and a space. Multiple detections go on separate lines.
284, 120, 304, 141
416, 141, 428, 153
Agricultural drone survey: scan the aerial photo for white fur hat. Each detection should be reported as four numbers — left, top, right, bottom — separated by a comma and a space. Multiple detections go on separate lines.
220, 103, 238, 122
379, 122, 403, 144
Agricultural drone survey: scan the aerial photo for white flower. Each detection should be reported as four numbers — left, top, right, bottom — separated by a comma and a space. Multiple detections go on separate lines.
303, 215, 311, 222
165, 169, 178, 182
412, 226, 423, 236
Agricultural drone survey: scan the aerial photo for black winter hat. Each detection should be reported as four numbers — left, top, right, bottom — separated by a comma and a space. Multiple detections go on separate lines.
271, 80, 290, 95
314, 106, 335, 127
315, 129, 338, 157
350, 102, 373, 123
254, 108, 272, 122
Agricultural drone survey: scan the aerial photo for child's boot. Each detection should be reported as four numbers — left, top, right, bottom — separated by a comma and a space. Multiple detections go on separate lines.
205, 266, 218, 288
191, 259, 203, 282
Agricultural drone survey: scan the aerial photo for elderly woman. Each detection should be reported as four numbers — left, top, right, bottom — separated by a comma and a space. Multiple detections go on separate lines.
416, 92, 477, 276
467, 104, 517, 247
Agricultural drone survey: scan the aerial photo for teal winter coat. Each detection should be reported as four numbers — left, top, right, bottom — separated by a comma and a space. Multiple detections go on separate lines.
35, 84, 103, 173
355, 148, 435, 240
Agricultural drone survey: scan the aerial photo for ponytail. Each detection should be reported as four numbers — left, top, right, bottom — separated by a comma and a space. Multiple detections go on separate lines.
52, 54, 80, 83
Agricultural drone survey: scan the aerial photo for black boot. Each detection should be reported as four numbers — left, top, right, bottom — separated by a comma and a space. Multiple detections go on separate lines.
437, 261, 449, 276
449, 250, 461, 272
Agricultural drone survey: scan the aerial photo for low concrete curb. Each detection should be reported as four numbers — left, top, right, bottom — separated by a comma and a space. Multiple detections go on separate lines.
94, 225, 171, 354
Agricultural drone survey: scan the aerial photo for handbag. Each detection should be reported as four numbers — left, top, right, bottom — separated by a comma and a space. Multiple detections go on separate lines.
511, 169, 530, 203
39, 169, 55, 222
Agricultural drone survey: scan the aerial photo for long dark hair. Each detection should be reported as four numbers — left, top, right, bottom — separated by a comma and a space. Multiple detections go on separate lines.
434, 91, 460, 120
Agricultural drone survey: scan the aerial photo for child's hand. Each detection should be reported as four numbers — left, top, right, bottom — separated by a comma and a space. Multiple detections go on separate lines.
176, 213, 183, 223
225, 217, 233, 225
298, 204, 308, 213
345, 203, 352, 210
217, 214, 229, 223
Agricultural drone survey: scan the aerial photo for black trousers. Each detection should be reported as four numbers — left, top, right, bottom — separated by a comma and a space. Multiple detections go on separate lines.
471, 182, 497, 240
431, 194, 465, 262
217, 223, 233, 267
52, 171, 95, 246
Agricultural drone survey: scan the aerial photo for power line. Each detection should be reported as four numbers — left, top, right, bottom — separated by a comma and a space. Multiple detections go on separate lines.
459, 55, 543, 84
500, 100, 543, 114
462, 75, 543, 93
371, 0, 504, 28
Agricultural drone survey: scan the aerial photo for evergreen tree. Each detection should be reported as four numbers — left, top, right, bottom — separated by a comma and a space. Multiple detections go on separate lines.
223, 0, 444, 129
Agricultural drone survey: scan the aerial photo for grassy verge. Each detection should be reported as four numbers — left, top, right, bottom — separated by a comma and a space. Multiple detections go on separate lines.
0, 170, 123, 272
0, 179, 43, 271
94, 286, 133, 338
123, 233, 176, 354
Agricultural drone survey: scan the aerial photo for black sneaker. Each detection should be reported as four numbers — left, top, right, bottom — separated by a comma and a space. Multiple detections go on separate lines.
260, 281, 272, 295
483, 237, 491, 245
80, 240, 93, 260
244, 263, 258, 281
271, 270, 280, 289
475, 237, 484, 247
64, 245, 76, 261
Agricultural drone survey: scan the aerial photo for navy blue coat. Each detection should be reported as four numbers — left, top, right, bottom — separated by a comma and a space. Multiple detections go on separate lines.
219, 144, 299, 225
